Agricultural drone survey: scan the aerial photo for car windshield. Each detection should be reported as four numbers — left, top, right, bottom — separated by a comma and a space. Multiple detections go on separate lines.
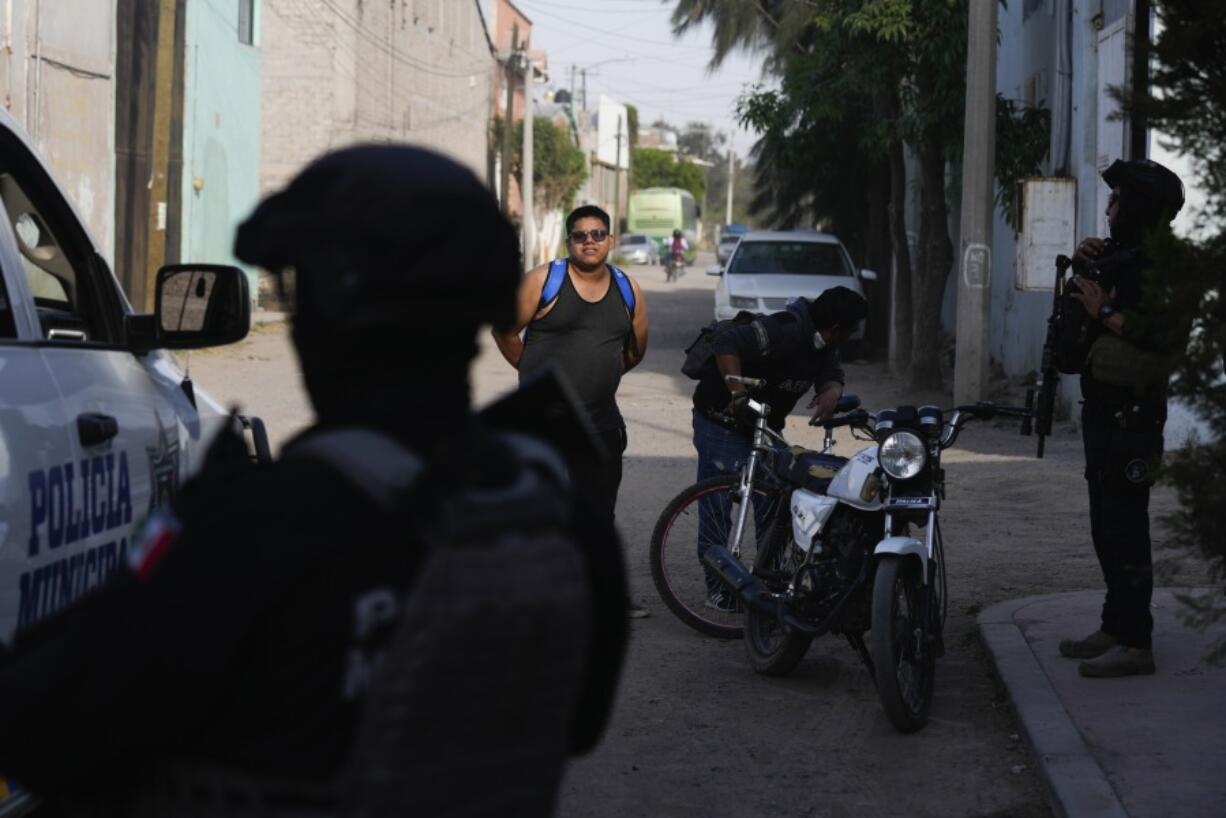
619, 235, 648, 245
727, 241, 852, 277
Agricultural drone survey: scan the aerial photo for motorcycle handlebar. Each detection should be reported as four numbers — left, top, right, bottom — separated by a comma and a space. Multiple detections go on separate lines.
809, 408, 872, 430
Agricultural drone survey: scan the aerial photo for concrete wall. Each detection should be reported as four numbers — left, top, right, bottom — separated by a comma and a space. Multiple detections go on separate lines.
987, 1, 1138, 380
260, 0, 495, 196
0, 0, 116, 260
181, 0, 262, 289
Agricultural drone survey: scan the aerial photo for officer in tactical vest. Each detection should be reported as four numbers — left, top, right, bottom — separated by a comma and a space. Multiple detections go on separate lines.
0, 146, 628, 815
1057, 158, 1186, 678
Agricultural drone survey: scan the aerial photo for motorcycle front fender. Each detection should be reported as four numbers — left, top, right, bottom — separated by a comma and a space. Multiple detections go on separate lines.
873, 536, 928, 583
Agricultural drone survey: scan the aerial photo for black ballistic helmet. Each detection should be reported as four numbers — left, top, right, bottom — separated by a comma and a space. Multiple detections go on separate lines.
1101, 158, 1185, 239
234, 145, 521, 335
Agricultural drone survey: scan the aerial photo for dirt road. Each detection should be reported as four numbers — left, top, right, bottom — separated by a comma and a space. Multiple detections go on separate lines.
190, 258, 1205, 818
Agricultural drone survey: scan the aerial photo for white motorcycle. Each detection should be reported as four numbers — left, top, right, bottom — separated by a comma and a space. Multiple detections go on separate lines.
651, 376, 1029, 732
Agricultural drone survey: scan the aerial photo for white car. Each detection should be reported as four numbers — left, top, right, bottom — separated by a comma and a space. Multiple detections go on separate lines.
709, 231, 877, 331
0, 108, 252, 799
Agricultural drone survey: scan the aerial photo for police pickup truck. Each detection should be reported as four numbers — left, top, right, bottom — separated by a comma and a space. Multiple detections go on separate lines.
0, 109, 254, 813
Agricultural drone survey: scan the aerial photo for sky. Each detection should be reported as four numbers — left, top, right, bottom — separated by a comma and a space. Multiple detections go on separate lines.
510, 0, 774, 158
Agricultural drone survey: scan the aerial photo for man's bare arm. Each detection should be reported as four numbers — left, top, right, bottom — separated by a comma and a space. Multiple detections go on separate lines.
621, 275, 649, 373
492, 265, 551, 368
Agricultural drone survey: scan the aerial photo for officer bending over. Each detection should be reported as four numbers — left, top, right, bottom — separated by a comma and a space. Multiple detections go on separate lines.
1058, 158, 1187, 678
689, 287, 867, 610
0, 146, 628, 815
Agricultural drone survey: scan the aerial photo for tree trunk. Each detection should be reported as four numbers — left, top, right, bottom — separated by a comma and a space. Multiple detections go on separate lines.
907, 131, 954, 392
887, 135, 913, 372
864, 159, 891, 356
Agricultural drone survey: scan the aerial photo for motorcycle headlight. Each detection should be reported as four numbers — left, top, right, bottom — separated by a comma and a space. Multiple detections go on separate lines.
729, 295, 757, 308
878, 431, 927, 480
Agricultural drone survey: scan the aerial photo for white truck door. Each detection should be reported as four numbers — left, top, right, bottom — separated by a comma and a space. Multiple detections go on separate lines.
0, 123, 198, 635
0, 218, 81, 644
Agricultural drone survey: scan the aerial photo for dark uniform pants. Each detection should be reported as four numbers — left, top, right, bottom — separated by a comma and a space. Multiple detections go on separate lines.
1081, 397, 1166, 649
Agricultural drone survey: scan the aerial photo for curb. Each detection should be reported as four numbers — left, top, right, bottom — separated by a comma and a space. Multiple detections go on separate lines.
979, 597, 1128, 818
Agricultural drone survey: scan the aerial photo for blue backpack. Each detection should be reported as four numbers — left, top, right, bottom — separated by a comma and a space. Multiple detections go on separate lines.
539, 259, 636, 317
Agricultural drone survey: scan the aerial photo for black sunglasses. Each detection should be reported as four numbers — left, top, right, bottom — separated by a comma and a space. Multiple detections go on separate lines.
569, 228, 609, 243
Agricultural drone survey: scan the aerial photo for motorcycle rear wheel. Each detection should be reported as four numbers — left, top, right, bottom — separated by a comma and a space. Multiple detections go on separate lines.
870, 555, 935, 733
743, 608, 812, 676
743, 529, 811, 674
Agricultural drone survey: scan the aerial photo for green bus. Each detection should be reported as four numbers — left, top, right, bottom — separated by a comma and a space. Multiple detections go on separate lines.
626, 187, 700, 262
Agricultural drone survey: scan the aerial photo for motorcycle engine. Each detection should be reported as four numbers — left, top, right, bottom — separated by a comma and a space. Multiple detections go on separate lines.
791, 508, 878, 621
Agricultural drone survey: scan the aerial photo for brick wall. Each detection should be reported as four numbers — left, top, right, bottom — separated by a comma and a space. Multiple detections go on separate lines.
261, 0, 496, 195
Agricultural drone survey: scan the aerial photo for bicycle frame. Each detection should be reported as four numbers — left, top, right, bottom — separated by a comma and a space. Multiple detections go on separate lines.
726, 397, 840, 558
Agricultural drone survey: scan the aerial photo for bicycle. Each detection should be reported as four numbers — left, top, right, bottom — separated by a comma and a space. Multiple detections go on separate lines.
649, 376, 864, 638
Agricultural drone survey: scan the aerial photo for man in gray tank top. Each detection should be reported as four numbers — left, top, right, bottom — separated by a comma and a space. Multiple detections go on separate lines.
494, 205, 650, 616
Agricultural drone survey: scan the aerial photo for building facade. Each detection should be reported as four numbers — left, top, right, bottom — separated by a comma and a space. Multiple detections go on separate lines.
261, 0, 495, 196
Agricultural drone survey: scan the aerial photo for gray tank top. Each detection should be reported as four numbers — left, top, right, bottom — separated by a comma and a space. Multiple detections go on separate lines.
519, 267, 633, 432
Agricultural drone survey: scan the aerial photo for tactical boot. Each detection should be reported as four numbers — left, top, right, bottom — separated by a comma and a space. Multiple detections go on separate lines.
1058, 629, 1117, 659
1078, 645, 1156, 678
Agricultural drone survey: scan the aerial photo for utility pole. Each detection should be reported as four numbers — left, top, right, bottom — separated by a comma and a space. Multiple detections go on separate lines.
612, 114, 624, 233
499, 24, 519, 215
146, 0, 179, 311
954, 0, 997, 404
581, 68, 587, 112
522, 43, 535, 271
725, 134, 735, 228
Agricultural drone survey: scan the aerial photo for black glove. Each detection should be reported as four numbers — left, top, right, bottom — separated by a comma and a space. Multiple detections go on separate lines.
727, 393, 755, 426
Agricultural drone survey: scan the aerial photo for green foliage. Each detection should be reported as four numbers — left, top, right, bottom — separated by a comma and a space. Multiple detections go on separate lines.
995, 96, 1052, 231
631, 147, 707, 202
1124, 0, 1226, 656
495, 115, 588, 214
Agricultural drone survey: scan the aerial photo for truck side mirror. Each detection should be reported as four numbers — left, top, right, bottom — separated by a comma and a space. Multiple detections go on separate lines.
129, 264, 250, 350
706, 264, 724, 277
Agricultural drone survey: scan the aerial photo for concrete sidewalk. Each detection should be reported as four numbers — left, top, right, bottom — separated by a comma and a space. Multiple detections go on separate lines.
979, 589, 1225, 818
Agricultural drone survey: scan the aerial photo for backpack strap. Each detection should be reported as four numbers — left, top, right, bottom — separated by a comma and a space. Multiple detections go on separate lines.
284, 429, 424, 509
607, 263, 636, 317
538, 258, 569, 310
539, 259, 636, 318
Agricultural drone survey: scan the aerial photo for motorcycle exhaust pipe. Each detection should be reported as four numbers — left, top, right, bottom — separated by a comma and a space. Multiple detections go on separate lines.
701, 544, 820, 635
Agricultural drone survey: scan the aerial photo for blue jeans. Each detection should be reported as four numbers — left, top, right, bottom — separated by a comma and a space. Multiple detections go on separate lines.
691, 410, 772, 595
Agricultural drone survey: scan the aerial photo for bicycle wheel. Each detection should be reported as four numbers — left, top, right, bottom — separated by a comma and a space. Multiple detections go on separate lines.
650, 475, 786, 639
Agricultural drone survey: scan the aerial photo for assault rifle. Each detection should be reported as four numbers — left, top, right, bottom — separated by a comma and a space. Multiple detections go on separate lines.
1021, 254, 1073, 458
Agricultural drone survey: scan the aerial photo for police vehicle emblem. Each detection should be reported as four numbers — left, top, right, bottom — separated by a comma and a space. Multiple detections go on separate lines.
1124, 458, 1149, 484
147, 414, 181, 512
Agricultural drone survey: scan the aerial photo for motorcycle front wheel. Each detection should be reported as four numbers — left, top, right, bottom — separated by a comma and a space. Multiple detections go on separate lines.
870, 555, 935, 733
650, 475, 784, 639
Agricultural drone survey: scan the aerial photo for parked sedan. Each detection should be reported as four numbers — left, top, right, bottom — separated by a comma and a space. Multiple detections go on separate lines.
615, 233, 659, 266
709, 231, 877, 334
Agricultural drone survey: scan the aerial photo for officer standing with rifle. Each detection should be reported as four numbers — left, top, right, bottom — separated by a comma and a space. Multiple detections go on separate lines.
1042, 158, 1187, 678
